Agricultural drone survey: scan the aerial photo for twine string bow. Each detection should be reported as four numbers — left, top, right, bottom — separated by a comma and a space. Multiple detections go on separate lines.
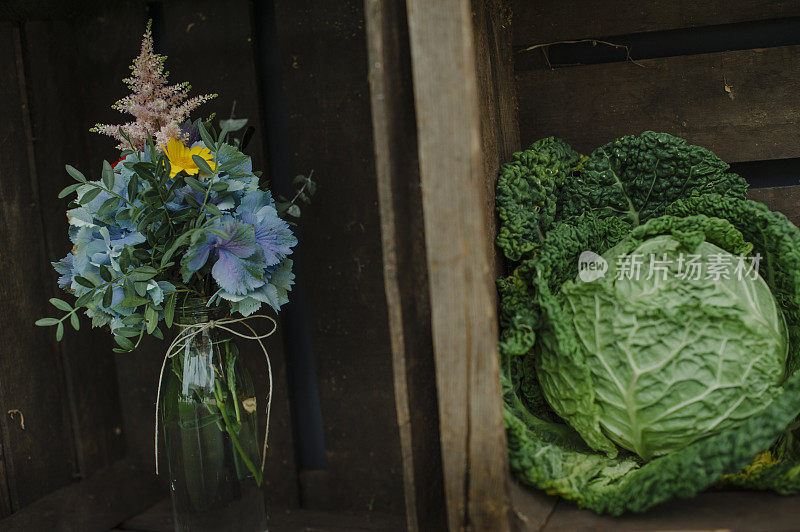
154, 314, 277, 474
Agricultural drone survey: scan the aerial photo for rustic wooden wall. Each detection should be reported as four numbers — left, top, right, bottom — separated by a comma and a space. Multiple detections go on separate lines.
0, 0, 406, 523
512, 1, 800, 186
271, 0, 406, 514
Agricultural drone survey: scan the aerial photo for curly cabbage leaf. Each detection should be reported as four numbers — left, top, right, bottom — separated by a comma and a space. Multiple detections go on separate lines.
497, 132, 800, 514
540, 220, 787, 461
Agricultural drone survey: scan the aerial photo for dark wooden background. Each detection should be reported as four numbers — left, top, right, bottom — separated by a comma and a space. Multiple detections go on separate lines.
0, 0, 405, 526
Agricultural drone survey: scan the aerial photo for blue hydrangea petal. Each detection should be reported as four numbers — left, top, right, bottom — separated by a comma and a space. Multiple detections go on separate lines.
183, 235, 214, 272
53, 254, 75, 289
211, 249, 266, 296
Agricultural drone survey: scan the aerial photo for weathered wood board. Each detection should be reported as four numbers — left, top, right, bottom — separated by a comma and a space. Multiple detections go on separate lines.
272, 0, 406, 513
511, 0, 800, 47
0, 22, 77, 514
516, 46, 800, 165
405, 0, 511, 529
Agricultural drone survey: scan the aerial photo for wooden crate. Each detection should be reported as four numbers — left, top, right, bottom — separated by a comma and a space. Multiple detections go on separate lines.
364, 0, 800, 530
2, 0, 800, 530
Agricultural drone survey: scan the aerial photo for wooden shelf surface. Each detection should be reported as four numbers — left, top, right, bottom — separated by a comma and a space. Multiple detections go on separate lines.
115, 499, 405, 532
511, 480, 800, 531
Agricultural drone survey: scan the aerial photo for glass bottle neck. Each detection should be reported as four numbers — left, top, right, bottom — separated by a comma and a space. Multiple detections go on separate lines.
175, 296, 215, 325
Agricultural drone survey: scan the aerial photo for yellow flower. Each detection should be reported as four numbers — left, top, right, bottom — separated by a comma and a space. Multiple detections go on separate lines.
162, 137, 216, 178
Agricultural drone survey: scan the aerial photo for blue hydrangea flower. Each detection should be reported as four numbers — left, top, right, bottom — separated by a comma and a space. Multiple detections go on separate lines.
218, 259, 295, 316
236, 190, 296, 266
182, 218, 268, 295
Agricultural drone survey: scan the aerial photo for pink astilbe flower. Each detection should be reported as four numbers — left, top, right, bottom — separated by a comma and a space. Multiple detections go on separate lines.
91, 21, 216, 151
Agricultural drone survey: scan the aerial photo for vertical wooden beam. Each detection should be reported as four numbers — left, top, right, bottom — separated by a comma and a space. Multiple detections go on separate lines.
364, 0, 447, 529
271, 0, 407, 513
0, 21, 77, 512
405, 0, 511, 530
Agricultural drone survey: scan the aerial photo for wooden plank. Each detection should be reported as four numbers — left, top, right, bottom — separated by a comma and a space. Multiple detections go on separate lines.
119, 497, 405, 531
0, 460, 162, 532
508, 480, 557, 531
516, 46, 800, 164
748, 185, 800, 227
22, 1, 145, 479
157, 0, 298, 506
472, 0, 521, 257
272, 0, 406, 513
0, 21, 77, 513
405, 0, 511, 529
511, 0, 800, 47
364, 0, 447, 529
541, 491, 800, 531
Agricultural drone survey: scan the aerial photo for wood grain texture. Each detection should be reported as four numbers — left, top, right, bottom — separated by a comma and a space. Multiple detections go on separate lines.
0, 460, 162, 532
119, 497, 405, 531
511, 0, 800, 47
748, 185, 800, 227
541, 491, 800, 531
516, 46, 800, 163
406, 0, 510, 529
0, 22, 76, 514
508, 480, 557, 531
272, 0, 406, 513
364, 0, 446, 529
472, 0, 521, 260
22, 2, 145, 479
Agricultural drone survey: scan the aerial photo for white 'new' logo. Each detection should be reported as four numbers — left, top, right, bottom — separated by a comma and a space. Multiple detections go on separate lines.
578, 251, 608, 282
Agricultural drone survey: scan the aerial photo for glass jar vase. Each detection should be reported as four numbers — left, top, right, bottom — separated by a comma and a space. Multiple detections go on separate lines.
161, 298, 267, 531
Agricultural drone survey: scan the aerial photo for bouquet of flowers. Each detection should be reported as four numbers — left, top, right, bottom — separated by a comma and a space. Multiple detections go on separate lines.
36, 21, 314, 351
35, 22, 315, 525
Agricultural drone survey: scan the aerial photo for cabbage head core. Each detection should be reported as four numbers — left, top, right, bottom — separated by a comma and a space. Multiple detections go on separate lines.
539, 234, 788, 461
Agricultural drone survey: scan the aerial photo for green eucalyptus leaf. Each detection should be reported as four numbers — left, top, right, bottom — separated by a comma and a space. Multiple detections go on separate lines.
145, 305, 157, 334
127, 175, 139, 201
114, 335, 135, 350
99, 265, 113, 282
102, 160, 115, 189
205, 203, 222, 216
122, 314, 144, 325
79, 188, 102, 204
192, 155, 214, 176
35, 318, 60, 326
58, 183, 82, 199
103, 286, 113, 308
97, 197, 120, 217
49, 298, 72, 312
123, 277, 135, 298
129, 266, 158, 282
165, 293, 176, 328
75, 292, 93, 307
120, 295, 149, 308
74, 276, 95, 288
134, 281, 148, 297
56, 322, 64, 341
65, 164, 87, 183
210, 181, 229, 192
70, 312, 79, 331
197, 121, 216, 151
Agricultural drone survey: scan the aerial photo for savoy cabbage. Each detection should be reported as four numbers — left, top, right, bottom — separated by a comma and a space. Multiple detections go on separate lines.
497, 132, 800, 514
